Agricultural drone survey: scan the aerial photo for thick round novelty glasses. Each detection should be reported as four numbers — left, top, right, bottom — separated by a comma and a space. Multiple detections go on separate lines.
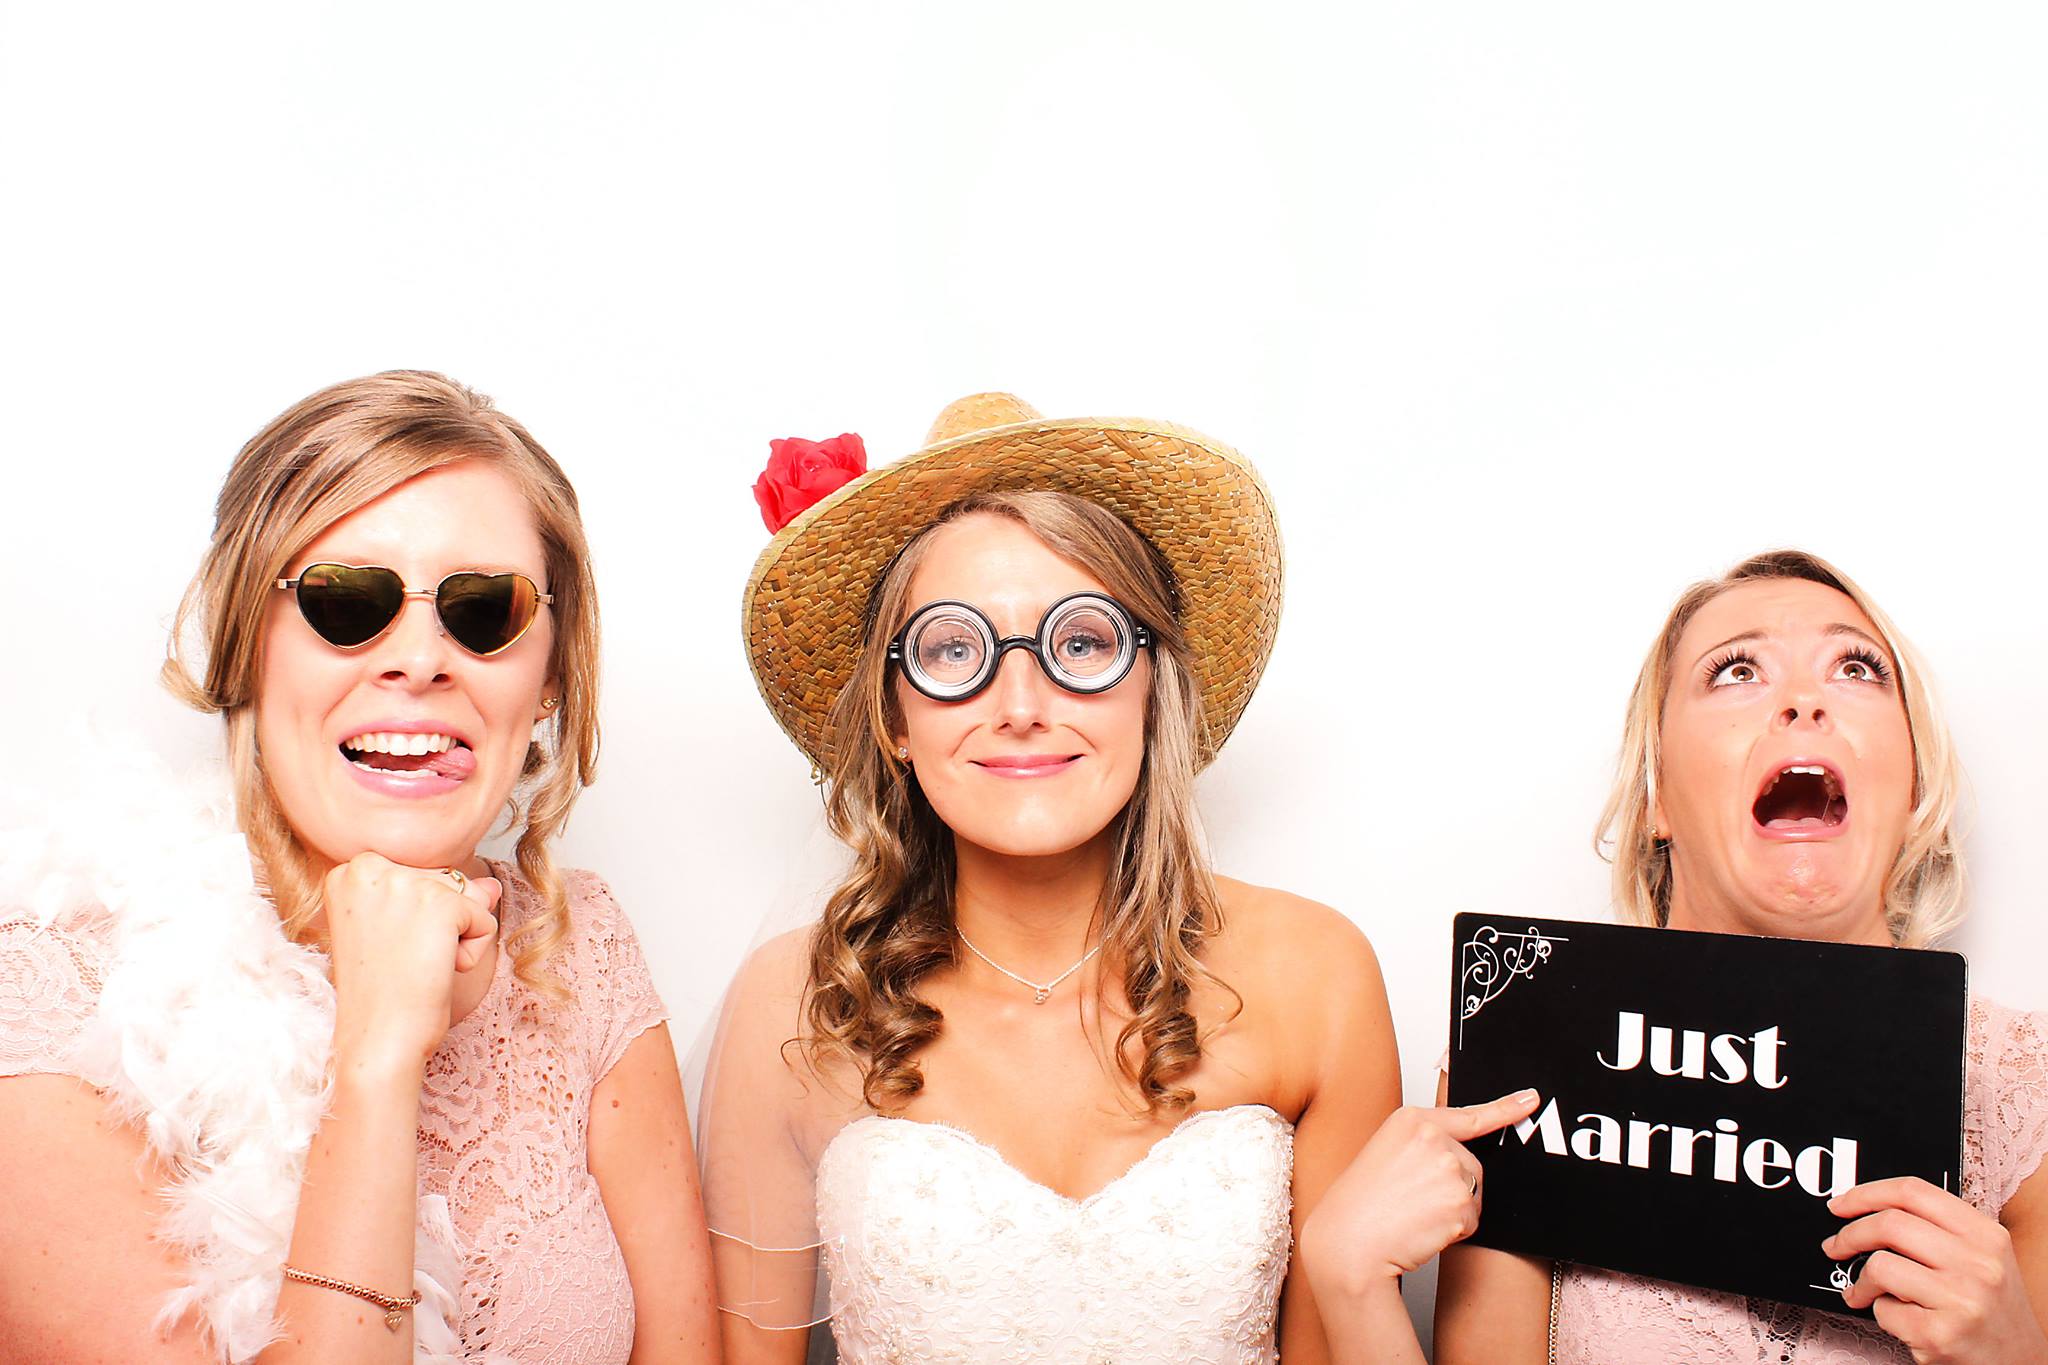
889, 592, 1153, 702
275, 563, 553, 657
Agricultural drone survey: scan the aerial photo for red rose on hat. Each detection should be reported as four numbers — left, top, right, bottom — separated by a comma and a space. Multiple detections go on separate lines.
753, 433, 867, 533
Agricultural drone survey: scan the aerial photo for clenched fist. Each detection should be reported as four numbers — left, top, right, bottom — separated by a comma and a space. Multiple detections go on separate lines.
322, 852, 502, 1075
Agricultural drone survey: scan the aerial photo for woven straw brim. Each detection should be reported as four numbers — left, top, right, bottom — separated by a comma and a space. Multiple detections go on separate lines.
743, 416, 1283, 771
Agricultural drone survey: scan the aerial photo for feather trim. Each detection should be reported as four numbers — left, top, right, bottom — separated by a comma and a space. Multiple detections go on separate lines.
0, 741, 466, 1361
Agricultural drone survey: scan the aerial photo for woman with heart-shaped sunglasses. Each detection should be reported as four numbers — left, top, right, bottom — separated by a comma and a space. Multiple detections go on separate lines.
0, 371, 719, 1363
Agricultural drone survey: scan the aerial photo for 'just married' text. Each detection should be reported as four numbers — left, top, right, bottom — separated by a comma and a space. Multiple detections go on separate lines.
1504, 1010, 1857, 1197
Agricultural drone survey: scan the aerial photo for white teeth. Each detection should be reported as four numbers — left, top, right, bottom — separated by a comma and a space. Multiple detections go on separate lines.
341, 731, 458, 754
1783, 765, 1826, 776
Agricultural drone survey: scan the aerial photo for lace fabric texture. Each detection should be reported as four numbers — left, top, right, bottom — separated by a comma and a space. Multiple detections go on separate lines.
814, 1104, 1294, 1364
0, 905, 113, 1079
0, 865, 666, 1365
1553, 998, 2048, 1364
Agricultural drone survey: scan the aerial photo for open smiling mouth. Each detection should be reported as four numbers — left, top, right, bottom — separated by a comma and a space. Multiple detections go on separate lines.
1751, 764, 1847, 833
341, 731, 477, 781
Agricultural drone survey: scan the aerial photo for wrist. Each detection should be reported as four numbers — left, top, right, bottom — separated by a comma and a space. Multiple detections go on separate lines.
330, 1031, 429, 1089
1301, 1226, 1403, 1306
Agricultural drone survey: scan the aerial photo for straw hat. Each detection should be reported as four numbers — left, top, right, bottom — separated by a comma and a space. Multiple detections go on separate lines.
743, 393, 1283, 771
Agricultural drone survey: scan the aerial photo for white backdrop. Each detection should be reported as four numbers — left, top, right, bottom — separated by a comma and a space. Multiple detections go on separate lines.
5, 1, 2045, 1343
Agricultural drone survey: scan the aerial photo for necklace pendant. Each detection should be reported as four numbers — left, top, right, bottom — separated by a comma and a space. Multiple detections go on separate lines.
1033, 987, 1050, 1004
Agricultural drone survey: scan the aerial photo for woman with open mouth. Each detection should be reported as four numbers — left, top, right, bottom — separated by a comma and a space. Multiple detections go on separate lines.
1428, 549, 2048, 1363
0, 372, 719, 1362
696, 395, 1535, 1364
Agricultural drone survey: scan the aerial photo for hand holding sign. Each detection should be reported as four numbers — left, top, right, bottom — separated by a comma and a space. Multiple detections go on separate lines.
1824, 1177, 2048, 1364
1302, 1089, 1542, 1296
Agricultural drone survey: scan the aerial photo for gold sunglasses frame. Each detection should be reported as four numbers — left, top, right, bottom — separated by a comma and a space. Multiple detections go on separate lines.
274, 563, 555, 657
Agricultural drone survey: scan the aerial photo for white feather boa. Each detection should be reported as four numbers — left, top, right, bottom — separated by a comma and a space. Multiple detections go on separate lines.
0, 746, 469, 1361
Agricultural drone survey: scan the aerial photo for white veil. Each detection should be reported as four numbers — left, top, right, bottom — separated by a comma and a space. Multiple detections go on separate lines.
684, 829, 874, 1356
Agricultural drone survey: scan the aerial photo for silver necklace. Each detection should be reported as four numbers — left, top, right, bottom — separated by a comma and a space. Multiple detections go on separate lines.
955, 928, 1103, 1004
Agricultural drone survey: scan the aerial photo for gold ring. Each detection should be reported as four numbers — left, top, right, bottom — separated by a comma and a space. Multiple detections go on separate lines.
440, 867, 469, 896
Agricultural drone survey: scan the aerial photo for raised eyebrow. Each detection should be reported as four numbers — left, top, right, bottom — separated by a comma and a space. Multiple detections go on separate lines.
1824, 622, 1890, 655
1692, 629, 1764, 669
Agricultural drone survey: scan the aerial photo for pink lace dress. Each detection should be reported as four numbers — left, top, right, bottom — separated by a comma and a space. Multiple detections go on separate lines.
1552, 998, 2048, 1363
0, 864, 666, 1365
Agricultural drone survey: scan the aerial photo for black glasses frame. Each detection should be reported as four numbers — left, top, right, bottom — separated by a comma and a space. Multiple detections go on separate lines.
275, 562, 554, 658
888, 591, 1153, 701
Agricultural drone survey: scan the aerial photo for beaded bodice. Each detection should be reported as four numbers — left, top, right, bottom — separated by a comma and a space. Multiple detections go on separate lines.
813, 1103, 1294, 1364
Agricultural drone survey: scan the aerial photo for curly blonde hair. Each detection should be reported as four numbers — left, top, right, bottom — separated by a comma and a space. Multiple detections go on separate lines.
802, 490, 1227, 1114
164, 370, 601, 991
1597, 549, 1964, 946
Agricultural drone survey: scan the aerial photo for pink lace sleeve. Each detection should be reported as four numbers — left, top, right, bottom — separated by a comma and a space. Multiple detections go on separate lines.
0, 910, 112, 1080
1964, 998, 2048, 1214
561, 871, 668, 1081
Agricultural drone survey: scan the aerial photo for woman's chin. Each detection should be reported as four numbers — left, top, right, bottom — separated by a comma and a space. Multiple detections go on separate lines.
307, 821, 487, 875
955, 821, 1112, 862
1734, 868, 1887, 940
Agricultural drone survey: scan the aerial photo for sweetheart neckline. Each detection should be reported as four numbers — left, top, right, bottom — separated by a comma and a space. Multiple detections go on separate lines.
828, 1102, 1292, 1208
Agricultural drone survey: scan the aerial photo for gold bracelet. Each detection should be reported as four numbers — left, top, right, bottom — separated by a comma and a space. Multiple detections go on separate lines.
280, 1264, 422, 1332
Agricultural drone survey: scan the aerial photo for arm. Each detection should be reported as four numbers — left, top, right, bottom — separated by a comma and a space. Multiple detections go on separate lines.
1275, 911, 1404, 1365
0, 1075, 440, 1363
1301, 1079, 1545, 1365
701, 933, 827, 1365
0, 856, 499, 1364
0, 1005, 447, 1363
267, 1045, 437, 1360
0, 1074, 218, 1362
1429, 1074, 1553, 1365
589, 1023, 722, 1365
720, 1315, 812, 1365
2011, 1165, 2048, 1342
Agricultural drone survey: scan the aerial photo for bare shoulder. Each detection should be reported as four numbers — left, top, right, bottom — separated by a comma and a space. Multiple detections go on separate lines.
1207, 874, 1385, 998
705, 925, 818, 1078
1201, 877, 1398, 1123
732, 924, 814, 1003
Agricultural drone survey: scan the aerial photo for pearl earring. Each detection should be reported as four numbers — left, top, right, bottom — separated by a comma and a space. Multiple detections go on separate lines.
896, 746, 910, 761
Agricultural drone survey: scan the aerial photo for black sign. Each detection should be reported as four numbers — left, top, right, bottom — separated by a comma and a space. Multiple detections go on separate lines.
1445, 912, 1966, 1315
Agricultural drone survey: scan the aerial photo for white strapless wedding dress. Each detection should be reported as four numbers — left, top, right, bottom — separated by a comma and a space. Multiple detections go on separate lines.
814, 1104, 1295, 1364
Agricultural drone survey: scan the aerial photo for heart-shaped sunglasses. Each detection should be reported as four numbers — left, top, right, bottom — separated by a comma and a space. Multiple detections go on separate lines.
275, 563, 553, 657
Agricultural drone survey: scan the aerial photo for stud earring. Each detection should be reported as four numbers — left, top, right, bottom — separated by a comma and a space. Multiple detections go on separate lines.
542, 697, 559, 711
896, 745, 910, 761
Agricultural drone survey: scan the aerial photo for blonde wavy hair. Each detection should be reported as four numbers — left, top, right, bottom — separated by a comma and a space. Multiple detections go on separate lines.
164, 370, 601, 991
1597, 549, 1964, 946
803, 490, 1227, 1114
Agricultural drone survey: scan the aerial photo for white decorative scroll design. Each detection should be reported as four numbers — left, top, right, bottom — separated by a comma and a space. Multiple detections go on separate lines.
1810, 1255, 1865, 1297
1457, 924, 1568, 1048
1811, 1177, 1950, 1297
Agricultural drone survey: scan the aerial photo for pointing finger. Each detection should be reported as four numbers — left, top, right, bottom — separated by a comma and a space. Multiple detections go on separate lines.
1434, 1089, 1542, 1141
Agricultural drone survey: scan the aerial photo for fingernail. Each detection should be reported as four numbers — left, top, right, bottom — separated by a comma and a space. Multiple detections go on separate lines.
1515, 1089, 1539, 1103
